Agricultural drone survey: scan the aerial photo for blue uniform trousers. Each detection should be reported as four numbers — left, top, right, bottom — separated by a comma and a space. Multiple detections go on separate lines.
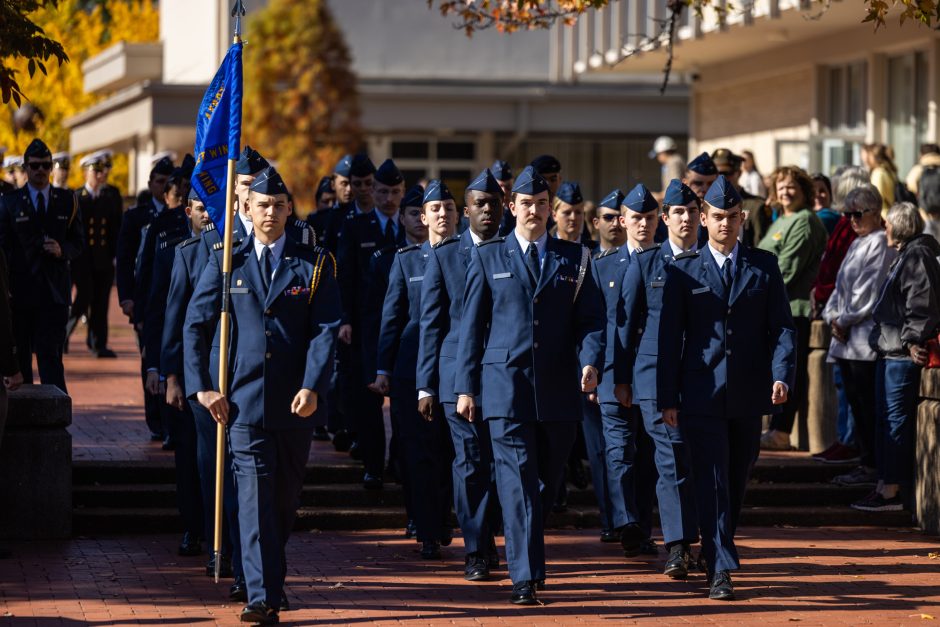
398, 379, 453, 543
162, 400, 203, 536
639, 399, 697, 546
388, 393, 414, 521
344, 335, 385, 476
229, 424, 313, 607
634, 421, 658, 539
489, 418, 577, 583
581, 398, 615, 531
443, 401, 499, 555
680, 413, 761, 574
13, 303, 68, 393
599, 402, 639, 529
192, 401, 243, 578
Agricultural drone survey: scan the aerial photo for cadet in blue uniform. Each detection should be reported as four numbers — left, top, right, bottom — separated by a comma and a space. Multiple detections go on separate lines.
683, 152, 719, 248
185, 167, 340, 625
67, 150, 122, 357
417, 168, 504, 581
0, 138, 83, 393
659, 176, 795, 601
621, 179, 700, 579
373, 180, 457, 559
455, 165, 605, 605
492, 160, 516, 236
116, 155, 174, 440
307, 155, 355, 254
587, 188, 634, 546
337, 158, 407, 489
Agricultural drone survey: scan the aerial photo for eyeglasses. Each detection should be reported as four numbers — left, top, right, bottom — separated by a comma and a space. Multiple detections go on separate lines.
27, 161, 52, 171
844, 209, 872, 219
598, 214, 620, 222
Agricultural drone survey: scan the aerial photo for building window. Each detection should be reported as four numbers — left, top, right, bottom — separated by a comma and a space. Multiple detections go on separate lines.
887, 50, 929, 179
389, 137, 478, 199
824, 60, 867, 133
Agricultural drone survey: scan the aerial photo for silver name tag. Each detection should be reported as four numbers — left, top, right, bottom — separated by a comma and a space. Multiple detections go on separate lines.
692, 287, 710, 295
361, 242, 375, 248
408, 276, 423, 283
230, 287, 250, 294
650, 281, 665, 288
15, 215, 29, 223
493, 272, 512, 279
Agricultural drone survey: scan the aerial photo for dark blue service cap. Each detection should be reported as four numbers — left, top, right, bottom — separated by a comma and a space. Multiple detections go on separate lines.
530, 154, 561, 175
235, 145, 269, 175
467, 168, 503, 196
348, 153, 376, 178
491, 159, 513, 181
663, 179, 698, 207
374, 159, 403, 186
188, 187, 201, 202
402, 184, 425, 208
150, 156, 175, 177
598, 188, 625, 210
24, 138, 51, 160
315, 175, 334, 199
687, 152, 717, 176
624, 183, 658, 213
422, 179, 454, 204
511, 165, 550, 196
249, 166, 289, 196
704, 175, 742, 209
556, 181, 583, 205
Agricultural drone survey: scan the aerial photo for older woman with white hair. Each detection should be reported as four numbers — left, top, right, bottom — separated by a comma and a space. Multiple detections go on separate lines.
822, 185, 896, 487
854, 202, 940, 512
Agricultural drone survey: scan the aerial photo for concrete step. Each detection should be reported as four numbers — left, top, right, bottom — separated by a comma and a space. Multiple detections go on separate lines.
73, 480, 874, 510
73, 504, 912, 535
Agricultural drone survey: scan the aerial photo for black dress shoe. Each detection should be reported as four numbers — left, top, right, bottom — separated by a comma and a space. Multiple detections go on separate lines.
663, 544, 691, 579
229, 577, 248, 603
206, 552, 233, 578
279, 594, 290, 612
464, 553, 490, 581
620, 523, 644, 557
404, 520, 416, 539
178, 532, 202, 556
332, 430, 352, 452
599, 528, 621, 543
709, 571, 735, 601
240, 601, 278, 624
96, 348, 117, 358
312, 426, 330, 441
149, 432, 164, 442
348, 441, 362, 460
552, 483, 568, 513
640, 538, 660, 555
162, 436, 175, 451
362, 473, 383, 490
440, 527, 453, 547
535, 578, 545, 590
510, 581, 538, 605
420, 541, 441, 559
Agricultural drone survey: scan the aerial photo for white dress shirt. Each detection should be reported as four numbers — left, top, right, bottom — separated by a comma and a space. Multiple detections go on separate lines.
668, 239, 697, 257
514, 230, 548, 265
254, 233, 286, 283
707, 242, 738, 272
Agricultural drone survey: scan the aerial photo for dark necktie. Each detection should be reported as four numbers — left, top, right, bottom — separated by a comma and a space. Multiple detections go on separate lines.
721, 258, 734, 296
526, 243, 541, 287
384, 219, 395, 245
261, 246, 273, 293
36, 192, 46, 220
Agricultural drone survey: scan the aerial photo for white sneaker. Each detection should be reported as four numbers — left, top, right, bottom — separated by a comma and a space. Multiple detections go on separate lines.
759, 429, 792, 451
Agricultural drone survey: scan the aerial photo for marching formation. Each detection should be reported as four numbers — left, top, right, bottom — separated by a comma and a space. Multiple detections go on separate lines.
0, 141, 800, 625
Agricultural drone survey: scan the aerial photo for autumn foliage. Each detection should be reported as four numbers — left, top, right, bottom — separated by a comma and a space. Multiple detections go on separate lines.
242, 0, 362, 216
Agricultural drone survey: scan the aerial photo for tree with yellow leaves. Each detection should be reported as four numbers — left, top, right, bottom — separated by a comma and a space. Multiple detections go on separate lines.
0, 0, 158, 194
242, 0, 362, 215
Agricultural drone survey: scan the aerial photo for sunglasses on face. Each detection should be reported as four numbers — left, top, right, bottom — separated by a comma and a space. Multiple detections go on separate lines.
28, 161, 52, 171
598, 213, 620, 222
844, 209, 872, 219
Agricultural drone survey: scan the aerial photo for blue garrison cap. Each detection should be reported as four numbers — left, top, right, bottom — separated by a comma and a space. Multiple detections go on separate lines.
556, 181, 583, 205
624, 183, 659, 213
249, 166, 289, 195
491, 160, 513, 181
530, 154, 561, 175
422, 179, 454, 204
188, 187, 202, 202
150, 156, 175, 177
374, 158, 403, 186
704, 175, 742, 209
235, 146, 269, 175
511, 165, 550, 195
315, 175, 333, 200
24, 138, 51, 161
687, 152, 717, 176
348, 153, 376, 178
598, 189, 625, 210
467, 168, 503, 196
333, 154, 353, 177
402, 184, 425, 208
663, 179, 698, 207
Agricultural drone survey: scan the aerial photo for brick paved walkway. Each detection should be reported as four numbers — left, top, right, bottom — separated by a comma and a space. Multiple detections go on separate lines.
2, 295, 934, 625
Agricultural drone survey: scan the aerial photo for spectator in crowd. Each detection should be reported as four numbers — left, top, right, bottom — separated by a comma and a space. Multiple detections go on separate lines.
853, 202, 940, 512
821, 186, 895, 474
740, 150, 767, 197
811, 173, 840, 234
904, 143, 940, 197
758, 166, 829, 451
862, 143, 900, 213
650, 136, 685, 198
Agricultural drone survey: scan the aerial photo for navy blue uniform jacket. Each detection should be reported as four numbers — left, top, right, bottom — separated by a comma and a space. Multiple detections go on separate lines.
591, 246, 633, 405
376, 242, 430, 381
160, 235, 209, 379
658, 245, 796, 417
455, 235, 605, 421
184, 236, 341, 430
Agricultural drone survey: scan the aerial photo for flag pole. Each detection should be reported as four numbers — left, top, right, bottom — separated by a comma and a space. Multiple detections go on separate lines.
214, 0, 246, 585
